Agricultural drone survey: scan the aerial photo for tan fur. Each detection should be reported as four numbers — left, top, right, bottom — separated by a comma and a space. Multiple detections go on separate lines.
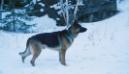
59, 35, 71, 65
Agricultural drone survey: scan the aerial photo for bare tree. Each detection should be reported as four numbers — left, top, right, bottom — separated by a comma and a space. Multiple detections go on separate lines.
59, 0, 82, 28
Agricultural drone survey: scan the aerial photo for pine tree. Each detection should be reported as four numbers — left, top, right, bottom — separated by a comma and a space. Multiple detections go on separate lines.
0, 0, 4, 29
0, 0, 36, 33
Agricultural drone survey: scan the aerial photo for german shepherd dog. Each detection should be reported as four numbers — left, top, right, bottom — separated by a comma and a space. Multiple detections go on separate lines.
19, 21, 87, 66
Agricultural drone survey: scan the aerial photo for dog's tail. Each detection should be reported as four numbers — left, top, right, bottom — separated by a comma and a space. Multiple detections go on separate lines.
19, 38, 30, 55
19, 38, 31, 63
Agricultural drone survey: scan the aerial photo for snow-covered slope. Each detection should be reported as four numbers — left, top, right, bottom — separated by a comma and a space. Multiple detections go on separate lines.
0, 0, 129, 74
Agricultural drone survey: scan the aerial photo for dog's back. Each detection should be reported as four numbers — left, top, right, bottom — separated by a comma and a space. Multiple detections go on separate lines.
30, 32, 60, 48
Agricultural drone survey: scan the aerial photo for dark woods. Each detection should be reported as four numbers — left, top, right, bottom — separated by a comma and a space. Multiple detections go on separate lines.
0, 0, 117, 33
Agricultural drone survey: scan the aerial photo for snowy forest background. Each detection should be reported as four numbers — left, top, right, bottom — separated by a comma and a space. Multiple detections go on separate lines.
0, 0, 117, 33
1, 0, 129, 74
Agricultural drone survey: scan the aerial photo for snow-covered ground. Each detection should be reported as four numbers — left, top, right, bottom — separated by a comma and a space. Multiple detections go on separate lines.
0, 0, 129, 74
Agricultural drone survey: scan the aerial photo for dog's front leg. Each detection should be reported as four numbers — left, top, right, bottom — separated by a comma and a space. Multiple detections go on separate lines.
59, 49, 67, 66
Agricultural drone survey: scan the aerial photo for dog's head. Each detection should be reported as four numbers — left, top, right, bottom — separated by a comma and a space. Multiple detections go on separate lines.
68, 20, 87, 36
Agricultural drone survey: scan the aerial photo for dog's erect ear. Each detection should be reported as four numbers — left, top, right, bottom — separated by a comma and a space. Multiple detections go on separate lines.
73, 20, 78, 25
72, 20, 79, 27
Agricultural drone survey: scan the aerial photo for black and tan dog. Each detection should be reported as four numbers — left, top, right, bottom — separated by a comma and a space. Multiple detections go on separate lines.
19, 21, 87, 66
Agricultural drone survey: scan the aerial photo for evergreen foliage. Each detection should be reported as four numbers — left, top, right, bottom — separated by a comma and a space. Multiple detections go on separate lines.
0, 0, 35, 33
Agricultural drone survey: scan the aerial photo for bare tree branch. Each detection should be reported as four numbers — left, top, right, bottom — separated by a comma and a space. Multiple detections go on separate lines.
72, 0, 80, 23
59, 0, 80, 28
66, 0, 70, 28
60, 0, 67, 24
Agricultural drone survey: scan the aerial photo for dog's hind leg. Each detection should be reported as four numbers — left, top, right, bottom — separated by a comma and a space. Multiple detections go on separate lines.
30, 44, 41, 66
19, 46, 31, 63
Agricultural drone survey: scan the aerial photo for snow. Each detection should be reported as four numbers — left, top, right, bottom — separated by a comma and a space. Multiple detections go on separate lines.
0, 0, 129, 74
32, 15, 65, 33
117, 0, 129, 11
32, 0, 37, 4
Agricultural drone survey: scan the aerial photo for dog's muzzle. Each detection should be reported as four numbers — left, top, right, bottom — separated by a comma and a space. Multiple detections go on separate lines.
80, 27, 87, 33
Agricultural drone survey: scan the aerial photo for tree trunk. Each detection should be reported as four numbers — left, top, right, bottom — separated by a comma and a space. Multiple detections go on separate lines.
0, 0, 4, 21
10, 0, 16, 31
66, 0, 69, 26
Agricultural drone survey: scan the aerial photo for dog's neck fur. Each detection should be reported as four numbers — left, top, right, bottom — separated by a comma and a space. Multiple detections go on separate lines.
63, 27, 78, 43
66, 30, 74, 43
67, 27, 78, 38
